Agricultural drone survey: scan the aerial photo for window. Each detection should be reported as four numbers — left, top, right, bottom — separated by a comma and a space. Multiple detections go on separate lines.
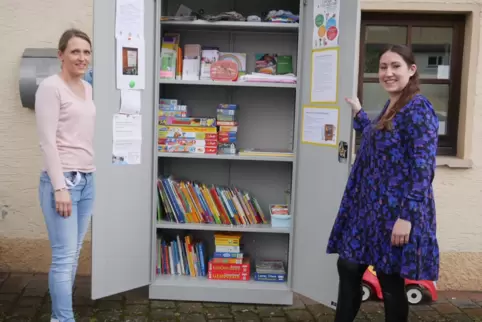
357, 13, 465, 155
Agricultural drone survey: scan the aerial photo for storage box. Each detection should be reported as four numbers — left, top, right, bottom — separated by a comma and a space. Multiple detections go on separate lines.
271, 214, 292, 228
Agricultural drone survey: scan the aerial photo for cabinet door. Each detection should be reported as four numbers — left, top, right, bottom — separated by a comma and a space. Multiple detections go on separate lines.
91, 0, 156, 299
292, 0, 361, 308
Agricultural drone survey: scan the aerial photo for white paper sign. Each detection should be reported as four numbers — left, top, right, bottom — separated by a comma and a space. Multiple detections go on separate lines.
120, 89, 142, 114
113, 114, 142, 140
311, 48, 338, 103
116, 36, 146, 90
112, 114, 142, 165
112, 139, 142, 165
115, 0, 144, 38
302, 106, 339, 146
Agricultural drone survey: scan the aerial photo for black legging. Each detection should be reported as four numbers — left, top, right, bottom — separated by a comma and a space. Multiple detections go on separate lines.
334, 257, 409, 322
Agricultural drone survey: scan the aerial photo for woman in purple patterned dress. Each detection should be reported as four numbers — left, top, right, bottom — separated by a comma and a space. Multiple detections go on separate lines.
326, 45, 439, 322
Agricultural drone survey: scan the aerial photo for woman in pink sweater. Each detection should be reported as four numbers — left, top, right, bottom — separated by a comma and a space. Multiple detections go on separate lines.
35, 28, 96, 322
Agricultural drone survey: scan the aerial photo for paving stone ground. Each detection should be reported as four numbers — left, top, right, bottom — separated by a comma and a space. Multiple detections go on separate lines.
1, 272, 482, 321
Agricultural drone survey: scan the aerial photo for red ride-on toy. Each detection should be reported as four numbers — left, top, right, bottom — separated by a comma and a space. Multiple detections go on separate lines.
361, 266, 438, 305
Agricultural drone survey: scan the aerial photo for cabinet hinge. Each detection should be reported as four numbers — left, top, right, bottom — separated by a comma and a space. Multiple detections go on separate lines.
303, 0, 307, 5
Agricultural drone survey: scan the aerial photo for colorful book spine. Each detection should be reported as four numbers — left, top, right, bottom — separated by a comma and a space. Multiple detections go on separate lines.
156, 235, 207, 277
157, 177, 267, 226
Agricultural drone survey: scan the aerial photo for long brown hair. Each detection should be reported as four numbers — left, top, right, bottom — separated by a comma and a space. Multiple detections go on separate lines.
376, 45, 420, 130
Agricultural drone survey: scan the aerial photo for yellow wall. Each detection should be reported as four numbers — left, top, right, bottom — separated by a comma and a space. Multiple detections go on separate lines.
0, 0, 481, 290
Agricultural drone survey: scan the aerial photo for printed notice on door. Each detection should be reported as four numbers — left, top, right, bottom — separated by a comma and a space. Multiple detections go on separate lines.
310, 48, 338, 104
112, 113, 142, 165
301, 106, 339, 147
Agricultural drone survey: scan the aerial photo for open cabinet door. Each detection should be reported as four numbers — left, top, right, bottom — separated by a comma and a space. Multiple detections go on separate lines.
91, 0, 156, 299
292, 0, 361, 308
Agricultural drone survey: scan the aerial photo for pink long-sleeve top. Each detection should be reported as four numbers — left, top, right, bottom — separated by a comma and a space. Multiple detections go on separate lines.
35, 74, 96, 190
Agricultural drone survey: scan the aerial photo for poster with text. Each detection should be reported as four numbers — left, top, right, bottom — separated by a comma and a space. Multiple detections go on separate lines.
112, 114, 142, 165
313, 0, 340, 49
302, 106, 339, 147
112, 140, 141, 165
310, 48, 339, 104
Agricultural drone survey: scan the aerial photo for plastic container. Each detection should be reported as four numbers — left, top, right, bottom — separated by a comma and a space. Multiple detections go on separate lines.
271, 214, 292, 228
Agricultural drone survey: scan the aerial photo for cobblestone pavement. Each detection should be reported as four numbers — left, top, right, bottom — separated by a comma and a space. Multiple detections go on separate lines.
2, 272, 482, 321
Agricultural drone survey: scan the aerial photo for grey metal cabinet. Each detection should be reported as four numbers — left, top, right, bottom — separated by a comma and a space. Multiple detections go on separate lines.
91, 0, 360, 307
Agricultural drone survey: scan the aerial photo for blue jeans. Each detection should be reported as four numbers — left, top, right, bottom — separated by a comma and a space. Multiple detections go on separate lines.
39, 171, 95, 322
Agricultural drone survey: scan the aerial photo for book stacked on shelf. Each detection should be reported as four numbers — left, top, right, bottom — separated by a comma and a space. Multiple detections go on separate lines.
216, 104, 238, 155
156, 176, 268, 226
208, 233, 250, 281
156, 234, 207, 277
254, 259, 287, 282
158, 98, 218, 154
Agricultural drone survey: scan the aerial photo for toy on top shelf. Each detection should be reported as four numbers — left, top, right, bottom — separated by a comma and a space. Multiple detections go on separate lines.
362, 266, 438, 305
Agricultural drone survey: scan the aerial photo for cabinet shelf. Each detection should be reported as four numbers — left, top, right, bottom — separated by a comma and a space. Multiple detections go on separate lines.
150, 274, 292, 305
156, 220, 291, 234
160, 20, 300, 33
159, 79, 297, 88
158, 152, 294, 162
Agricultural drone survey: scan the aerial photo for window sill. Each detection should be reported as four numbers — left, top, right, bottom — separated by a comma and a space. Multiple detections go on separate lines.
435, 156, 473, 169
350, 154, 473, 169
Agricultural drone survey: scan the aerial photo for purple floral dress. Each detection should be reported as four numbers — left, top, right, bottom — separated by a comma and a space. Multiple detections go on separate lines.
326, 94, 439, 281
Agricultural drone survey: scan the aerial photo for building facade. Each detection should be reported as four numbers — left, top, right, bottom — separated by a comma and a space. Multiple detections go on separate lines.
0, 0, 481, 290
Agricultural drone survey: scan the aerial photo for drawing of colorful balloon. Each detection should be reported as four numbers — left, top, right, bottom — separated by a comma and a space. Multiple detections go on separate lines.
326, 17, 337, 30
327, 26, 338, 41
315, 14, 324, 27
326, 17, 336, 28
318, 25, 326, 38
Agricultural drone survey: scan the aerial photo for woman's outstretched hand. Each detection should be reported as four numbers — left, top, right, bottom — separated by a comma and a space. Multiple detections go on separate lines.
345, 97, 362, 115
